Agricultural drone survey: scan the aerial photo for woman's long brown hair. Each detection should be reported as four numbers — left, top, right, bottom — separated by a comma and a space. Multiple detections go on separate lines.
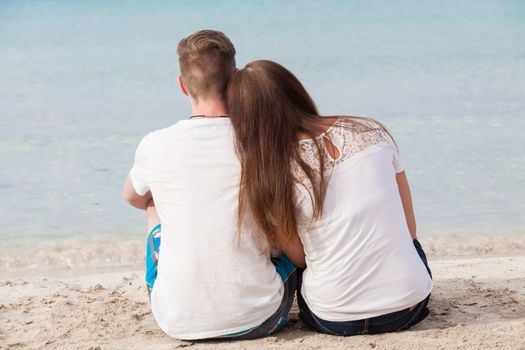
226, 60, 393, 251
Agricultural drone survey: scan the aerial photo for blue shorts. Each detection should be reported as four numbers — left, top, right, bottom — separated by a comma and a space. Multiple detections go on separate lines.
145, 224, 161, 290
145, 224, 297, 339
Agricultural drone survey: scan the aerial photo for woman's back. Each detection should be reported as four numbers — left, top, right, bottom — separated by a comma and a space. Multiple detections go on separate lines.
295, 117, 433, 321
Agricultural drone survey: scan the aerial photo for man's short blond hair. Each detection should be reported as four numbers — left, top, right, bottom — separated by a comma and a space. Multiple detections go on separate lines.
177, 30, 236, 100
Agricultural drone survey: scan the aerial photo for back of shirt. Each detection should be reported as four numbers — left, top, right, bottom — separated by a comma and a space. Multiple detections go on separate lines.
296, 117, 433, 322
130, 118, 283, 340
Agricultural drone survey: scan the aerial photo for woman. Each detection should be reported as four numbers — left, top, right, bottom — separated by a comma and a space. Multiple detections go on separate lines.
226, 60, 433, 336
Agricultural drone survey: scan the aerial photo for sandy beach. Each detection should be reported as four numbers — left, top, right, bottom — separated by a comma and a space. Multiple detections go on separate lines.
1, 238, 524, 350
2, 1, 524, 349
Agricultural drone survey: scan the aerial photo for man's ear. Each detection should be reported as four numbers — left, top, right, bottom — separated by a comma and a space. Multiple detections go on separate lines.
178, 76, 189, 96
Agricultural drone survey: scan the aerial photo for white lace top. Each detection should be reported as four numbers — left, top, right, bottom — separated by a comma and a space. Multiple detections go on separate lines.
295, 117, 433, 321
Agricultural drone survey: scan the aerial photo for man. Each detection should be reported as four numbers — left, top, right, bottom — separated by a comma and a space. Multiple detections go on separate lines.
122, 30, 300, 340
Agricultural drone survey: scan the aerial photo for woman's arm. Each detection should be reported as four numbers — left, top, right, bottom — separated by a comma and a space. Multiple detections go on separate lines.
396, 171, 417, 240
281, 234, 306, 268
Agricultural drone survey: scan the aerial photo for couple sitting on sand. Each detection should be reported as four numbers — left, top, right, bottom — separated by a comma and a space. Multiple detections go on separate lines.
123, 30, 433, 340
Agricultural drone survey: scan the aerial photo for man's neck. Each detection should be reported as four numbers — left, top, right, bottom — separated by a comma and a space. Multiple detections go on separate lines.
190, 97, 229, 117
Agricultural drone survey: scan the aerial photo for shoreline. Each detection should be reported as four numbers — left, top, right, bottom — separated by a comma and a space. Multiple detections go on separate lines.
1, 255, 525, 349
2, 234, 525, 278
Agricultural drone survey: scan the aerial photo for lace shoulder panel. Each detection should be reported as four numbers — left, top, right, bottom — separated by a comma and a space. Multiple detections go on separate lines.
297, 117, 393, 173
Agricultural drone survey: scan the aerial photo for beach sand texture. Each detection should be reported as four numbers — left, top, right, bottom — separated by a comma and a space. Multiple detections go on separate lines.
1, 252, 524, 350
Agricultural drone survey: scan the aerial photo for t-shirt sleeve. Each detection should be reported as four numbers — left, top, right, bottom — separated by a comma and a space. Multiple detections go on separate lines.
392, 147, 405, 173
129, 134, 151, 196
380, 126, 405, 173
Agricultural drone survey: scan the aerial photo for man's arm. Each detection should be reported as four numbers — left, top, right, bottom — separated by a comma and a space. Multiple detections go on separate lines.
123, 174, 152, 210
396, 171, 417, 240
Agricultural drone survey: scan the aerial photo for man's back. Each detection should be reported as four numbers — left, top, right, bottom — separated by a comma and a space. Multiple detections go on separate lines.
130, 118, 283, 339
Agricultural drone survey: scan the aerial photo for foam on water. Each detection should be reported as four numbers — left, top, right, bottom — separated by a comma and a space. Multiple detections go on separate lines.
1, 233, 524, 278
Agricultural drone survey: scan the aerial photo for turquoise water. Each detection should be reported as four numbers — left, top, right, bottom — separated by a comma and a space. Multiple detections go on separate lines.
1, 1, 524, 249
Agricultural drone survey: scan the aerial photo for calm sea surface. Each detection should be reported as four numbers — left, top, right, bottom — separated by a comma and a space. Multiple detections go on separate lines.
1, 1, 524, 250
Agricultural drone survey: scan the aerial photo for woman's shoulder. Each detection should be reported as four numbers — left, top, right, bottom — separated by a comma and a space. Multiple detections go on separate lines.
297, 116, 385, 142
332, 116, 385, 132
328, 116, 396, 160
297, 116, 389, 148
296, 116, 395, 167
297, 117, 339, 142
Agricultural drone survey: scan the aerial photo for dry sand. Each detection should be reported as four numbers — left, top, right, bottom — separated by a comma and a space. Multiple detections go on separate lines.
1, 248, 525, 349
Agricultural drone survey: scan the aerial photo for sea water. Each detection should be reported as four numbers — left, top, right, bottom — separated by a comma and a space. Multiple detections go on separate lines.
1, 1, 524, 271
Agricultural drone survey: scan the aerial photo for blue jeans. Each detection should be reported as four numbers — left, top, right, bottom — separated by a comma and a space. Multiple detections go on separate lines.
145, 224, 297, 339
298, 239, 432, 336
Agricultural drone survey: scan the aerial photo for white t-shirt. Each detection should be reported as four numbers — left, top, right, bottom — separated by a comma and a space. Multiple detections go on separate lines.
129, 118, 283, 340
296, 117, 433, 322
